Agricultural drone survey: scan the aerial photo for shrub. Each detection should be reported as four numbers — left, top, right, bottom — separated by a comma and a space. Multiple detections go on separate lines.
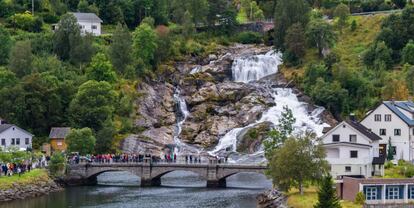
350, 20, 357, 32
385, 161, 394, 169
355, 192, 366, 205
48, 152, 66, 177
7, 12, 43, 32
235, 31, 263, 44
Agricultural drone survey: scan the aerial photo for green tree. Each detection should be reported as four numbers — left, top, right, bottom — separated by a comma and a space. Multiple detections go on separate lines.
0, 68, 17, 89
69, 80, 117, 131
274, 0, 310, 50
86, 53, 117, 83
314, 174, 341, 208
284, 23, 306, 64
8, 41, 33, 78
0, 25, 11, 65
69, 33, 95, 68
363, 41, 393, 71
182, 10, 195, 38
392, 0, 407, 9
306, 19, 336, 58
402, 40, 414, 65
263, 105, 296, 158
405, 65, 414, 93
66, 128, 96, 155
267, 134, 327, 195
132, 22, 158, 67
53, 14, 81, 61
187, 0, 209, 26
309, 78, 348, 116
95, 119, 116, 154
77, 0, 89, 12
350, 20, 357, 32
334, 3, 350, 33
48, 152, 66, 177
109, 23, 132, 74
387, 137, 394, 161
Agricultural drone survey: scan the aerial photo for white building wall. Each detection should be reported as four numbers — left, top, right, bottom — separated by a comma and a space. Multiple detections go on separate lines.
361, 104, 411, 161
78, 21, 101, 36
0, 126, 32, 149
322, 122, 372, 145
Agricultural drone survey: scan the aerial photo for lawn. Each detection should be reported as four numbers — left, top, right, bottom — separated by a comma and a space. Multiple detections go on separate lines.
0, 169, 50, 190
287, 187, 362, 208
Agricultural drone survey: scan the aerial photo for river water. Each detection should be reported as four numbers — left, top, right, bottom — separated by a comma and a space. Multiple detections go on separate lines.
0, 171, 272, 208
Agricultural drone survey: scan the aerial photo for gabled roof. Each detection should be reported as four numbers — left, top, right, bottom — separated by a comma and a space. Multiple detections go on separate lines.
382, 101, 414, 126
344, 119, 382, 141
322, 120, 381, 142
72, 13, 103, 23
49, 127, 71, 139
0, 124, 34, 136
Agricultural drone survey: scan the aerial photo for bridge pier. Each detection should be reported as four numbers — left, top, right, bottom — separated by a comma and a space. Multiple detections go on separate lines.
141, 177, 161, 187
207, 178, 226, 188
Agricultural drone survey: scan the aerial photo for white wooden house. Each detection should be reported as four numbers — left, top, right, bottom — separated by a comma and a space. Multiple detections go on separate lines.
361, 101, 414, 161
321, 118, 384, 179
0, 124, 33, 150
73, 12, 102, 36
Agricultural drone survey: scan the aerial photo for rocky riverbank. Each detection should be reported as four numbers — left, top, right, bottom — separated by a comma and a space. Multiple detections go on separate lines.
0, 174, 63, 202
257, 189, 288, 208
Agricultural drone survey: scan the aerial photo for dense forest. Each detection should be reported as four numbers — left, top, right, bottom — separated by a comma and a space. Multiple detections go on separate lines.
0, 0, 412, 153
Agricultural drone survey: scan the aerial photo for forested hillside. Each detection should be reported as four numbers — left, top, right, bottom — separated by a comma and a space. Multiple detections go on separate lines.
0, 0, 412, 153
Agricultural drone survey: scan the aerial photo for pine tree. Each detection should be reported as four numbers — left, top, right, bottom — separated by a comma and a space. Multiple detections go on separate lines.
387, 137, 394, 161
314, 174, 341, 208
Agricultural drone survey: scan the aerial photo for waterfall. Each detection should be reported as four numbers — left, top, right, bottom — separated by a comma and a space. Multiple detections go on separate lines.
173, 88, 199, 154
232, 50, 281, 83
210, 51, 329, 160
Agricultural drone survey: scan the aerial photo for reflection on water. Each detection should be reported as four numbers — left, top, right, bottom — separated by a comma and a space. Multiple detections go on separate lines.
0, 171, 272, 208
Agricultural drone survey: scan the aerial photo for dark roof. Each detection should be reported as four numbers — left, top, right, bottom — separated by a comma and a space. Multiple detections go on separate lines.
345, 119, 382, 141
383, 101, 414, 126
322, 127, 333, 134
72, 13, 102, 23
323, 142, 372, 148
49, 127, 71, 139
0, 124, 13, 134
0, 124, 33, 136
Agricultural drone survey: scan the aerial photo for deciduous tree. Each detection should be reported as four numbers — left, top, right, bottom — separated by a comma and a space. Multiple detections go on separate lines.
86, 53, 117, 83
8, 41, 33, 78
306, 19, 336, 58
334, 3, 350, 33
66, 128, 96, 155
109, 23, 132, 74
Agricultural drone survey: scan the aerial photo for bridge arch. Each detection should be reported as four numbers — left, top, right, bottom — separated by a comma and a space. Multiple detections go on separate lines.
217, 169, 266, 181
150, 166, 208, 181
84, 166, 143, 180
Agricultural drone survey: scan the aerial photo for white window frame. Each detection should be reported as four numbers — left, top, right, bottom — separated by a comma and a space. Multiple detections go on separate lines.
366, 187, 377, 200
394, 129, 401, 136
332, 134, 340, 142
387, 186, 399, 200
349, 134, 357, 143
350, 150, 358, 158
380, 129, 386, 136
410, 186, 414, 199
345, 166, 351, 172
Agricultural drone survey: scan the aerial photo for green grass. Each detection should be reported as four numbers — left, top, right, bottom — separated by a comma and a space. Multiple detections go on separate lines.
287, 187, 362, 208
0, 169, 50, 190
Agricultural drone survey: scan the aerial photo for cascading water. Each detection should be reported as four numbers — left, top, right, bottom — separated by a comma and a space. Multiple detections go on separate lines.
173, 88, 200, 154
209, 50, 329, 162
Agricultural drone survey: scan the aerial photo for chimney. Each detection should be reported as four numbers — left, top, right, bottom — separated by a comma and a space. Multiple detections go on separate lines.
349, 113, 356, 122
391, 98, 395, 105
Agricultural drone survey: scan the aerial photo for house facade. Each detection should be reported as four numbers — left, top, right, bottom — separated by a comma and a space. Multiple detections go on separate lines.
72, 12, 102, 36
361, 101, 414, 161
338, 177, 414, 205
0, 124, 33, 150
321, 119, 384, 179
49, 127, 70, 152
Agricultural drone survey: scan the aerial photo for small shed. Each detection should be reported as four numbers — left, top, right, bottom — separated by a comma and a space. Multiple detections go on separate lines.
49, 127, 71, 152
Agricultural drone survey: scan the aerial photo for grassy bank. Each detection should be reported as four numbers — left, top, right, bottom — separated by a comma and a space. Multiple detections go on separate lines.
0, 169, 49, 190
287, 187, 361, 208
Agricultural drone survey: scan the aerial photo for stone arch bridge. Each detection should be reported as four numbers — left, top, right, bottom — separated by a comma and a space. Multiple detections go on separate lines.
65, 161, 267, 188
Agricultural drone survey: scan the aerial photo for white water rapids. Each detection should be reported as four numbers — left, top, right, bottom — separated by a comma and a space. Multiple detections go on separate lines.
209, 51, 329, 160
174, 50, 329, 162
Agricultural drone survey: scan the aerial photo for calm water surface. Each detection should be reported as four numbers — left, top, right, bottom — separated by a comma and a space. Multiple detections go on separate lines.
0, 171, 272, 208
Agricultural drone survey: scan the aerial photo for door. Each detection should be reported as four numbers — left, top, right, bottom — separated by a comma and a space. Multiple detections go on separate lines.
379, 144, 387, 157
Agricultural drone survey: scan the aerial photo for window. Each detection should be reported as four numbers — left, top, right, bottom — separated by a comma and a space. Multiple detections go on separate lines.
16, 138, 20, 145
350, 150, 358, 158
394, 129, 401, 136
391, 146, 397, 155
374, 114, 381, 121
385, 114, 392, 121
11, 138, 15, 145
410, 186, 414, 199
345, 166, 351, 172
332, 134, 340, 142
387, 186, 400, 200
25, 138, 29, 145
366, 187, 378, 200
380, 129, 386, 136
349, 135, 357, 143
57, 141, 62, 146
1, 139, 5, 146
91, 25, 97, 29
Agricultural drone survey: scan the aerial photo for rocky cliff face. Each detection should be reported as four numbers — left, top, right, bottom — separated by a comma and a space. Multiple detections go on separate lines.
121, 44, 337, 156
